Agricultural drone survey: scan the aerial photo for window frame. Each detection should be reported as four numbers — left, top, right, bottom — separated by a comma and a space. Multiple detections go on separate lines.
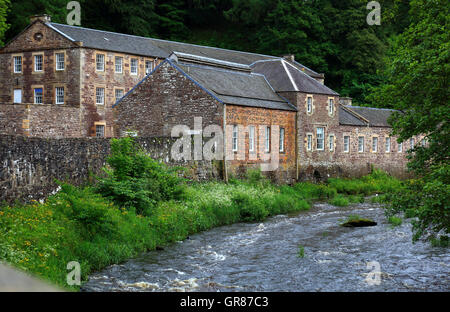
265, 126, 271, 153
13, 89, 22, 104
115, 56, 123, 74
145, 60, 153, 74
358, 136, 365, 153
34, 87, 44, 104
343, 135, 350, 153
34, 54, 44, 72
398, 141, 403, 153
307, 134, 313, 151
232, 125, 238, 152
96, 53, 105, 72
307, 96, 312, 114
385, 137, 391, 153
316, 127, 325, 151
55, 52, 65, 71
372, 137, 378, 153
280, 127, 285, 153
114, 88, 124, 103
96, 87, 105, 105
13, 55, 23, 73
328, 98, 335, 116
95, 124, 105, 138
55, 86, 65, 104
249, 125, 255, 153
130, 58, 138, 75
329, 134, 334, 152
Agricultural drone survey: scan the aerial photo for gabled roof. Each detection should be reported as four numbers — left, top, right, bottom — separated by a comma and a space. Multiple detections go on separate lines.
115, 59, 296, 112
339, 105, 398, 127
250, 59, 339, 96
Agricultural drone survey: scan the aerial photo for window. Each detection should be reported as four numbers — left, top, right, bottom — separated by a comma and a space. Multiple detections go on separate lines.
55, 87, 64, 104
145, 60, 153, 74
96, 87, 105, 105
385, 137, 391, 152
249, 126, 255, 153
131, 58, 138, 75
34, 55, 43, 72
329, 98, 334, 115
398, 142, 403, 153
316, 127, 324, 150
55, 53, 65, 71
96, 54, 105, 71
265, 126, 271, 152
115, 89, 124, 102
232, 125, 238, 152
329, 135, 334, 151
96, 125, 105, 137
280, 128, 285, 152
410, 138, 414, 149
307, 97, 312, 113
13, 56, 22, 73
358, 136, 365, 152
115, 56, 123, 73
372, 137, 378, 152
14, 89, 22, 103
34, 88, 43, 104
343, 136, 350, 153
421, 139, 426, 147
307, 134, 312, 151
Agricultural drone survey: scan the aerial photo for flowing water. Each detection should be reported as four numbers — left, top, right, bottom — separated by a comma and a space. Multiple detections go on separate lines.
82, 201, 449, 292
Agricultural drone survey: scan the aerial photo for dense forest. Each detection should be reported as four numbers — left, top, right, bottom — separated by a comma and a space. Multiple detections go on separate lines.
1, 0, 411, 104
0, 0, 448, 242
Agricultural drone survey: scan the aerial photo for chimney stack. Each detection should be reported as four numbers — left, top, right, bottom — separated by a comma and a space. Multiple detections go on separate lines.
339, 97, 353, 106
282, 54, 295, 63
30, 15, 52, 24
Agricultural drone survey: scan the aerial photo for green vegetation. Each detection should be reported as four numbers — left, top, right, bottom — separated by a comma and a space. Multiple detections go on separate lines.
328, 195, 350, 207
388, 216, 402, 227
297, 245, 305, 258
0, 0, 9, 45
371, 0, 449, 243
340, 215, 377, 227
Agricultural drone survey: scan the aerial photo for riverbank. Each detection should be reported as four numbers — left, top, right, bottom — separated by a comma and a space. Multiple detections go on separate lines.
0, 139, 403, 291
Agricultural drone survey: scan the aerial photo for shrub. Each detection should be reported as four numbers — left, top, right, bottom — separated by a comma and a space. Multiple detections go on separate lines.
95, 137, 185, 216
231, 191, 269, 222
388, 216, 403, 227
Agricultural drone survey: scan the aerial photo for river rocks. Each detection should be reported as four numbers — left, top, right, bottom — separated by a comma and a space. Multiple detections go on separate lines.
341, 218, 377, 227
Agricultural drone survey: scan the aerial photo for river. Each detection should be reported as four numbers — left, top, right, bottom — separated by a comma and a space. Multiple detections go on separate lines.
82, 201, 449, 292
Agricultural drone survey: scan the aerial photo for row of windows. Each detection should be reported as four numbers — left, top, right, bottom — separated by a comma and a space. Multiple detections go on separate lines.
13, 53, 65, 73
306, 96, 335, 115
231, 125, 285, 153
96, 54, 154, 75
95, 88, 125, 105
306, 128, 423, 153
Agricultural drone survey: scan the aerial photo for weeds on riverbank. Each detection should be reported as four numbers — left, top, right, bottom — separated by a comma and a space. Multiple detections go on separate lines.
0, 138, 405, 290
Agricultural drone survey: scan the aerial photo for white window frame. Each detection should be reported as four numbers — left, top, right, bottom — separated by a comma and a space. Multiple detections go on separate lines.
329, 135, 334, 152
329, 98, 334, 115
130, 58, 138, 75
316, 127, 324, 151
55, 53, 65, 71
96, 87, 105, 105
34, 55, 43, 72
421, 139, 426, 147
249, 126, 255, 153
385, 137, 391, 153
232, 125, 238, 152
307, 97, 312, 114
307, 134, 312, 151
280, 127, 285, 152
358, 136, 365, 153
145, 60, 153, 74
115, 89, 124, 102
34, 88, 43, 104
398, 142, 403, 153
13, 56, 22, 73
115, 56, 123, 73
372, 137, 378, 152
96, 54, 105, 71
343, 136, 350, 153
55, 87, 64, 104
410, 138, 414, 149
265, 126, 271, 153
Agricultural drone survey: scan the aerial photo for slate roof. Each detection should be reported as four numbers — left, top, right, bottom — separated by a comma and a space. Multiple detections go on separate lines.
340, 105, 398, 127
48, 22, 277, 64
251, 59, 339, 96
176, 63, 296, 111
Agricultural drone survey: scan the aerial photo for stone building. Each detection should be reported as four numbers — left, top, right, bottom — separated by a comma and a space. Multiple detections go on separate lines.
0, 15, 419, 181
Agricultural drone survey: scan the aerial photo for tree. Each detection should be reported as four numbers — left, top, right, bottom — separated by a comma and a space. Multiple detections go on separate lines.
372, 0, 450, 243
0, 0, 10, 46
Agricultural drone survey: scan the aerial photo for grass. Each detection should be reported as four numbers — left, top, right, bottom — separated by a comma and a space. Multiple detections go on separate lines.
297, 245, 305, 258
0, 166, 403, 290
388, 216, 403, 227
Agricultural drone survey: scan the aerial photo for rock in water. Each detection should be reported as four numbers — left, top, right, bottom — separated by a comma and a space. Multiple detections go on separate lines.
341, 219, 377, 227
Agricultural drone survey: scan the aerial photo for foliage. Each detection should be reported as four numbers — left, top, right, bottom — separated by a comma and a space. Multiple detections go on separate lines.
388, 216, 402, 227
328, 195, 350, 207
0, 0, 9, 45
95, 137, 184, 216
297, 245, 305, 258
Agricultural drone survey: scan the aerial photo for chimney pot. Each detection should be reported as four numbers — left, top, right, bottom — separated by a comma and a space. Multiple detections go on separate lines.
282, 54, 295, 62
